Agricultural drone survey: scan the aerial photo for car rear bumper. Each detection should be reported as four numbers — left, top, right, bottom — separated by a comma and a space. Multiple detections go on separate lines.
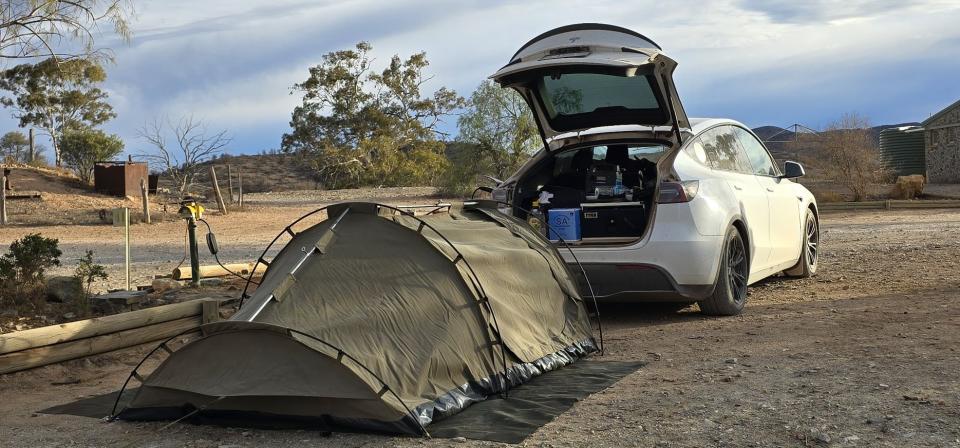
569, 262, 715, 302
557, 202, 726, 301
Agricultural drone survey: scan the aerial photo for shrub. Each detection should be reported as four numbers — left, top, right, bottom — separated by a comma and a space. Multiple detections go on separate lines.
73, 250, 107, 317
0, 234, 62, 311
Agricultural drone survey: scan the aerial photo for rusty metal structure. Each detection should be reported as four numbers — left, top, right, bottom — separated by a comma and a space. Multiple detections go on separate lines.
94, 161, 148, 198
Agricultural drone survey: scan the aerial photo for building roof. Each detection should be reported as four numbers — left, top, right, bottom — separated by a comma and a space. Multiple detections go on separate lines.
923, 98, 960, 126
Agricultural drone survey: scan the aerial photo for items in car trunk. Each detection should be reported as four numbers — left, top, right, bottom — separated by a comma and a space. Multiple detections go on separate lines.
581, 202, 646, 240
586, 163, 625, 200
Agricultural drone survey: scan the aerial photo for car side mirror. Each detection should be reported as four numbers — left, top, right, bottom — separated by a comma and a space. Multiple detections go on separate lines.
782, 161, 805, 179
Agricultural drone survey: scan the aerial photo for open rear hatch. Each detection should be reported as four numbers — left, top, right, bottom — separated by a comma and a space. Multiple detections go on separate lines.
491, 23, 690, 150
490, 24, 690, 245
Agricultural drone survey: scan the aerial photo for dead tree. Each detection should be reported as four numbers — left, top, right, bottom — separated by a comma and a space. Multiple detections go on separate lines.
137, 116, 231, 197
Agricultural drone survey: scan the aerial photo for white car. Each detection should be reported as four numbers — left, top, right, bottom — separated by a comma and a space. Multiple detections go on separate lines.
489, 24, 819, 315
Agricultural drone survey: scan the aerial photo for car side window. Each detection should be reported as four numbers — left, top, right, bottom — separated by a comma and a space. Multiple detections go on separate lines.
695, 126, 751, 173
734, 127, 779, 176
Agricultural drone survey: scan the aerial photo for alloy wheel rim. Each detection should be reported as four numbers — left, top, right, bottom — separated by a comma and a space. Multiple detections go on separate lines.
806, 217, 819, 267
727, 235, 748, 303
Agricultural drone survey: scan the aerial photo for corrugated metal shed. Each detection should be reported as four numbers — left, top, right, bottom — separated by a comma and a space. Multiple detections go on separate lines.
879, 126, 926, 177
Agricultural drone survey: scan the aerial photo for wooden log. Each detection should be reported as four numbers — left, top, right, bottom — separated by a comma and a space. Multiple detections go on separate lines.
0, 316, 201, 374
0, 176, 6, 225
226, 164, 234, 203
4, 190, 42, 199
171, 263, 259, 281
209, 166, 228, 215
0, 299, 214, 355
140, 178, 151, 224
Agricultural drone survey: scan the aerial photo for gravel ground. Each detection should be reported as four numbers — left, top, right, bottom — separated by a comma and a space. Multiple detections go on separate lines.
0, 188, 447, 293
1, 205, 959, 447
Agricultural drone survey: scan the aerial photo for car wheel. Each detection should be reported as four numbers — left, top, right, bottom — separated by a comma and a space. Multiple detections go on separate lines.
785, 209, 818, 278
698, 226, 748, 316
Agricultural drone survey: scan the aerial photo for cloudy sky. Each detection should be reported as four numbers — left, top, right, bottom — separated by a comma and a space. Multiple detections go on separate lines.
6, 0, 960, 157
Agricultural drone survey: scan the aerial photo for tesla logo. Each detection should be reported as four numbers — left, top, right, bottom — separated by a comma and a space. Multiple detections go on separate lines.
569, 37, 581, 43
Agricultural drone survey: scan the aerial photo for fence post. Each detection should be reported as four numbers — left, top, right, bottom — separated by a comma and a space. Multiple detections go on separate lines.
226, 164, 234, 203
140, 178, 151, 224
237, 168, 243, 209
28, 128, 34, 163
0, 176, 6, 225
209, 166, 228, 215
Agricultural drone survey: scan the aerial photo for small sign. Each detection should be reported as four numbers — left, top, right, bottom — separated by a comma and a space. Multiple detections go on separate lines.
112, 207, 129, 227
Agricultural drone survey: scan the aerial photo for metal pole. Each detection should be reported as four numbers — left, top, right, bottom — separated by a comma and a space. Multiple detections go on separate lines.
187, 216, 200, 287
123, 207, 131, 290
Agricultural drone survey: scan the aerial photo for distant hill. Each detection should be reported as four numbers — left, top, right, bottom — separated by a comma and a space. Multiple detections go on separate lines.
752, 122, 922, 161
191, 153, 320, 194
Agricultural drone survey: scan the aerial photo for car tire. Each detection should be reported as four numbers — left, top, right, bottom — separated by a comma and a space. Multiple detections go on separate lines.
698, 226, 748, 316
784, 209, 818, 278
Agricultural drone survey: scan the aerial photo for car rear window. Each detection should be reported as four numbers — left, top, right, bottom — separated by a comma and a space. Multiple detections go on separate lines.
532, 71, 668, 131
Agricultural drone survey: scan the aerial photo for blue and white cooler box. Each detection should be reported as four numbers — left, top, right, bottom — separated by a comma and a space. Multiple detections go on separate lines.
547, 208, 581, 242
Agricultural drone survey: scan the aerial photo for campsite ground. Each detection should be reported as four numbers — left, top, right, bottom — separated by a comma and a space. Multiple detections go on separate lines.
1, 196, 960, 447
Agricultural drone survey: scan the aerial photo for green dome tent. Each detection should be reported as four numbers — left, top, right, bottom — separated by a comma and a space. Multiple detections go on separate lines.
113, 202, 597, 435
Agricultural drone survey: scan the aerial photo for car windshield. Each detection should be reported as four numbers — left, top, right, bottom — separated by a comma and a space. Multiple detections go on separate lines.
532, 72, 668, 132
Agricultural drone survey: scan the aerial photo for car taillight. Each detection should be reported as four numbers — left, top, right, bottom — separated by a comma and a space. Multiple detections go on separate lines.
657, 180, 699, 203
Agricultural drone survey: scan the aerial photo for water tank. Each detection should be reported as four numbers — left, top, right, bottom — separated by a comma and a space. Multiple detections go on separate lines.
879, 126, 925, 177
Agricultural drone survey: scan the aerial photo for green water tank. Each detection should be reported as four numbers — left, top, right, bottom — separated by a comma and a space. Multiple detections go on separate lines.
879, 126, 926, 177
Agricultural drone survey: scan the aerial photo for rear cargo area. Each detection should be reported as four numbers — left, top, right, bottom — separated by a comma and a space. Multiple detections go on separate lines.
514, 143, 666, 244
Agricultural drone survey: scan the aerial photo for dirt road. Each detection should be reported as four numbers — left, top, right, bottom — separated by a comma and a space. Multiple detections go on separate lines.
1, 207, 959, 447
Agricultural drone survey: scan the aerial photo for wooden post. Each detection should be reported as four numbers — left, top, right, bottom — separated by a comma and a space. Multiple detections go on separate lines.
237, 168, 243, 209
140, 178, 151, 224
201, 299, 221, 324
122, 208, 130, 290
27, 128, 34, 163
226, 164, 234, 203
0, 176, 6, 225
209, 166, 228, 215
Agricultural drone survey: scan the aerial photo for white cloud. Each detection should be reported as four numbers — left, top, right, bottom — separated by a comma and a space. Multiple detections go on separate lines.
1, 0, 958, 156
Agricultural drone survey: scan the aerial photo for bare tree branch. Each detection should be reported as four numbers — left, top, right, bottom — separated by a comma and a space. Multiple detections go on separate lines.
137, 115, 232, 196
0, 0, 133, 64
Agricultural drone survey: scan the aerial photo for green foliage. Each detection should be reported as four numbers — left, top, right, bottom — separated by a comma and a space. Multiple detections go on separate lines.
0, 58, 116, 166
0, 234, 62, 311
73, 250, 107, 317
60, 127, 124, 183
282, 42, 463, 189
0, 1, 133, 61
441, 80, 540, 196
436, 142, 485, 197
0, 131, 29, 162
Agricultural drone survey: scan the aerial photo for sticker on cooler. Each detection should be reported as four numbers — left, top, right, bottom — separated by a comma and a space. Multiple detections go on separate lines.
547, 208, 581, 242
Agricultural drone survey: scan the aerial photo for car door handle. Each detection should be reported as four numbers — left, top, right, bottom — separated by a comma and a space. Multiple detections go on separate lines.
766, 187, 775, 192
733, 185, 743, 191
